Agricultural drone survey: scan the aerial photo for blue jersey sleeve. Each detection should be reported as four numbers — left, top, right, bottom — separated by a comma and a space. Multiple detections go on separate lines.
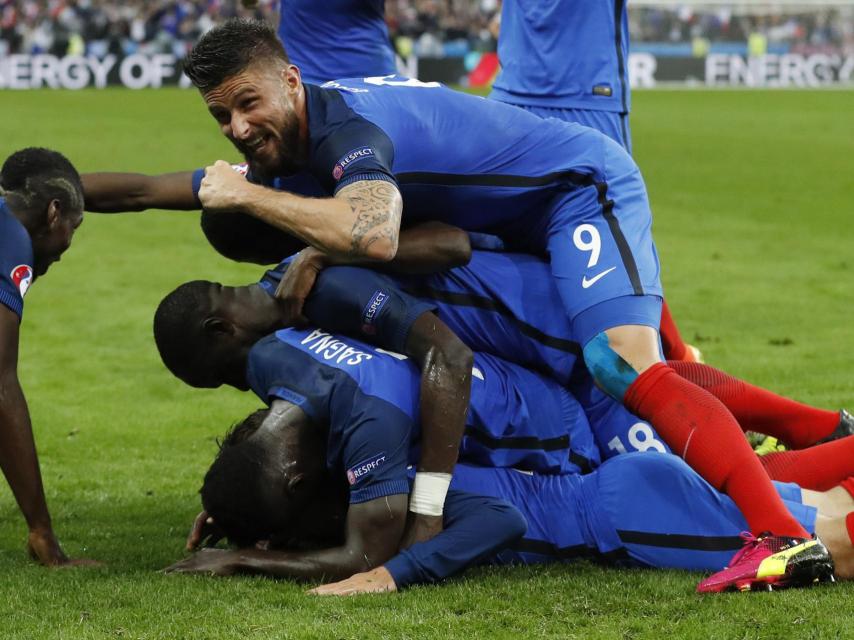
307, 266, 436, 353
258, 262, 436, 353
306, 86, 398, 194
334, 395, 413, 504
384, 489, 527, 588
0, 205, 34, 319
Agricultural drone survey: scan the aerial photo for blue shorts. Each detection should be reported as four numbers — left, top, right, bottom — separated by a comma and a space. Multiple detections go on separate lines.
516, 104, 632, 155
571, 376, 673, 459
451, 454, 816, 572
537, 135, 662, 345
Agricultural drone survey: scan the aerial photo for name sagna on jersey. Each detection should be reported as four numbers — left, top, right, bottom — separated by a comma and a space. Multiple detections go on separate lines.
300, 329, 375, 366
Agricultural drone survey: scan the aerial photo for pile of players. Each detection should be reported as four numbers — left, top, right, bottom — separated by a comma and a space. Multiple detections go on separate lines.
3, 1, 854, 594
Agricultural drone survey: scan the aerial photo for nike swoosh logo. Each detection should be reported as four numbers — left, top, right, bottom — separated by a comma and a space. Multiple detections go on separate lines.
581, 266, 617, 289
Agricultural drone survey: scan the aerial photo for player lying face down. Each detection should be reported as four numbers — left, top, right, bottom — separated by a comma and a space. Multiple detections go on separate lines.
0, 148, 91, 566
171, 408, 852, 593
168, 406, 526, 581
166, 324, 591, 582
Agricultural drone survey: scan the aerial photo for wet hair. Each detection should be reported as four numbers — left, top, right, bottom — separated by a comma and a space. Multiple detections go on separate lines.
200, 210, 306, 265
153, 281, 215, 384
201, 436, 280, 547
0, 147, 83, 216
183, 19, 290, 93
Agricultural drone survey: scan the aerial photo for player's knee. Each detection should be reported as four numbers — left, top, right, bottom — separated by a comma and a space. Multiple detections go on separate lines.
582, 332, 640, 400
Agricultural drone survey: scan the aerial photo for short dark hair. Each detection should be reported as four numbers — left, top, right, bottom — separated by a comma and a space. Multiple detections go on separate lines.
1, 147, 83, 216
200, 210, 306, 265
153, 281, 215, 383
201, 436, 280, 547
221, 408, 268, 447
184, 19, 290, 93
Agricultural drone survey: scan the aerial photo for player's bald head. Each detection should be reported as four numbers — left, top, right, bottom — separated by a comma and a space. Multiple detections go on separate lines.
184, 18, 290, 94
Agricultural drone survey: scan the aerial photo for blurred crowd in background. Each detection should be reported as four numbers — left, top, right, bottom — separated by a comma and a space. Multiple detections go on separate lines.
1, 0, 852, 58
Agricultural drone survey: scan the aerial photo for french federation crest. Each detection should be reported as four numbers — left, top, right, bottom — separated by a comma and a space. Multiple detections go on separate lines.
10, 264, 33, 298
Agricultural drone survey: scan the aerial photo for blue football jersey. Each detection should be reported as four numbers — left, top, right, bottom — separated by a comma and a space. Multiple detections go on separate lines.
490, 0, 630, 113
260, 251, 582, 385
275, 80, 624, 243
0, 198, 34, 319
277, 0, 397, 85
245, 327, 600, 485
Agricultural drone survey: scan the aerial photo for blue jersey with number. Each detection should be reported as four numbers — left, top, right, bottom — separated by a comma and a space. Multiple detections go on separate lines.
490, 0, 630, 114
277, 0, 396, 85
0, 198, 34, 320
245, 328, 600, 495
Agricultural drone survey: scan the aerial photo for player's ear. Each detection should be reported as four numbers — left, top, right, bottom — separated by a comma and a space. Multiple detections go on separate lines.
201, 316, 234, 336
282, 64, 301, 93
45, 199, 62, 230
285, 472, 305, 495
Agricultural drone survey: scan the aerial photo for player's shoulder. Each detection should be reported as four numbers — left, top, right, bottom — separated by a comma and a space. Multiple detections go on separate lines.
0, 201, 33, 266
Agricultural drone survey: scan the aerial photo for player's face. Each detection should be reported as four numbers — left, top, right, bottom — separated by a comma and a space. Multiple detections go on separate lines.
203, 63, 305, 178
31, 202, 83, 277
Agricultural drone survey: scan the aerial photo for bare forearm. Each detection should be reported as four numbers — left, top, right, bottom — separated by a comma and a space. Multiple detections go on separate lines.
240, 180, 402, 261
417, 351, 472, 473
406, 317, 473, 474
384, 222, 471, 274
234, 546, 378, 582
0, 378, 52, 531
82, 171, 197, 212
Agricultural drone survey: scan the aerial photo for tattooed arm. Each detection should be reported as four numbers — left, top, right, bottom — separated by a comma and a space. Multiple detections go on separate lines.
199, 161, 403, 261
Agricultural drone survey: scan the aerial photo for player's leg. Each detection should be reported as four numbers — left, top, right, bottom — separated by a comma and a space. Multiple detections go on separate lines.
801, 481, 854, 518
546, 160, 811, 542
667, 361, 847, 449
522, 104, 695, 363
588, 453, 835, 589
759, 436, 854, 491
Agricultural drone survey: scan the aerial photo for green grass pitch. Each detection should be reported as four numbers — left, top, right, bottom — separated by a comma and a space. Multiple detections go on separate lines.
0, 87, 852, 639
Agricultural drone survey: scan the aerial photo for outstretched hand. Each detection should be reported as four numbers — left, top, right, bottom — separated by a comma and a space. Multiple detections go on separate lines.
165, 548, 241, 576
308, 566, 398, 596
274, 247, 327, 326
27, 529, 101, 567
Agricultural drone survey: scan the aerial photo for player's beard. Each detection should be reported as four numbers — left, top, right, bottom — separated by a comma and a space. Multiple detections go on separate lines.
246, 110, 304, 181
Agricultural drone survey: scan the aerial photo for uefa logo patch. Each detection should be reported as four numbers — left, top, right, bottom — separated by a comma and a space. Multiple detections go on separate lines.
332, 147, 375, 181
361, 290, 389, 335
346, 452, 387, 485
10, 264, 33, 298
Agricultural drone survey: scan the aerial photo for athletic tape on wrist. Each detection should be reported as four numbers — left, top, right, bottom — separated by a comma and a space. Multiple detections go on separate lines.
409, 472, 451, 517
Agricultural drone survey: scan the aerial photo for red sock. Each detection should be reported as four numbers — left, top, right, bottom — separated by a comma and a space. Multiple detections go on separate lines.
667, 361, 839, 449
759, 437, 854, 490
847, 513, 854, 546
659, 300, 688, 361
840, 478, 854, 500
624, 363, 809, 538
